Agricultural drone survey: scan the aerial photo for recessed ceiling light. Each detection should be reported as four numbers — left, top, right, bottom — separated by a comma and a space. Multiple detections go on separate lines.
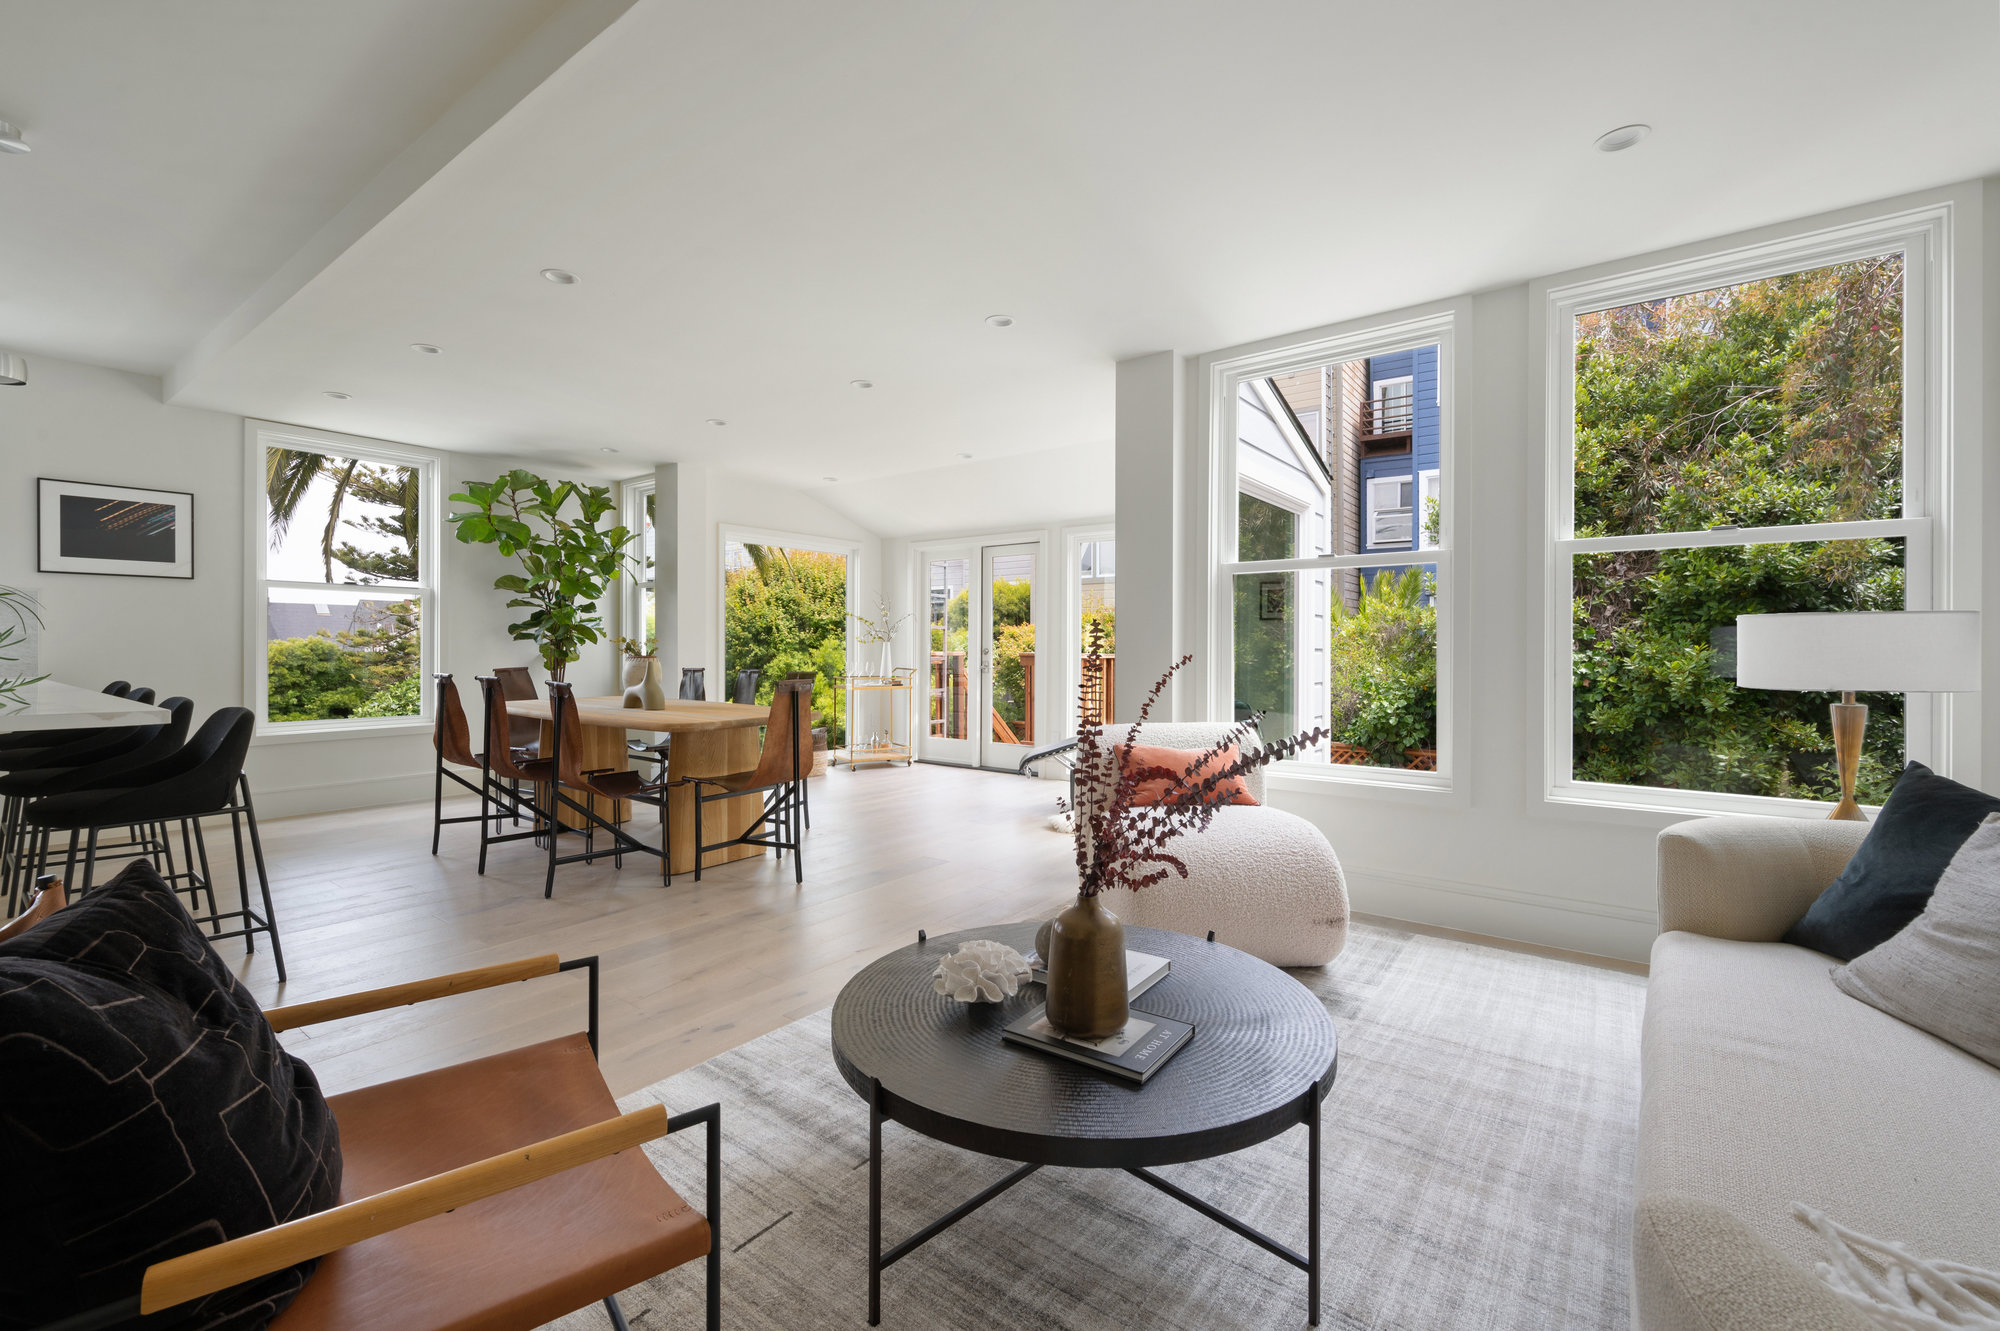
850, 379, 874, 390
1594, 124, 1650, 153
322, 390, 351, 400
0, 121, 30, 155
984, 314, 1014, 328
957, 451, 974, 460
540, 268, 578, 284
600, 447, 620, 454
706, 417, 727, 426
410, 342, 441, 355
822, 475, 838, 483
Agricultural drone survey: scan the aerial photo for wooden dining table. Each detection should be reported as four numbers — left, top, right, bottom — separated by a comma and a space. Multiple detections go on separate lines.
504, 696, 772, 876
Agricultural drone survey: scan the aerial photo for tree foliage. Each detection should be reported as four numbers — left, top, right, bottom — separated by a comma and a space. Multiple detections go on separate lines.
1329, 568, 1437, 763
724, 549, 849, 743
1571, 257, 1906, 799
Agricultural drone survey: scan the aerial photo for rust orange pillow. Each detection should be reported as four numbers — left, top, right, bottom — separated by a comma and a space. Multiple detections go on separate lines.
1117, 743, 1257, 807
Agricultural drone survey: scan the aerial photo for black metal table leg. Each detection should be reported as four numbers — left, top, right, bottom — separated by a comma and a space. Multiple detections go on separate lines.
869, 1078, 884, 1327
1308, 1082, 1322, 1326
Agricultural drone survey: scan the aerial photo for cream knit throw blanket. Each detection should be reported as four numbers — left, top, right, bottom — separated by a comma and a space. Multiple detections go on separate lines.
1796, 1205, 2000, 1329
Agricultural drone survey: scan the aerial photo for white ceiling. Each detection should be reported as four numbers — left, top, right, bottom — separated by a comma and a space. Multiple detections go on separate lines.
0, 0, 574, 373
8, 1, 2000, 535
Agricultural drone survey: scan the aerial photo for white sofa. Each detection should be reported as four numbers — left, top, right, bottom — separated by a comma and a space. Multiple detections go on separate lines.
1636, 814, 2000, 1330
1088, 722, 1348, 969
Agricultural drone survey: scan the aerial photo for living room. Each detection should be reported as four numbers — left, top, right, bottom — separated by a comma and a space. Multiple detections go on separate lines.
4, 3, 1999, 1330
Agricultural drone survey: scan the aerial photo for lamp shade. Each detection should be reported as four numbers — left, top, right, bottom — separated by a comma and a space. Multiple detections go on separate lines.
1735, 611, 1981, 693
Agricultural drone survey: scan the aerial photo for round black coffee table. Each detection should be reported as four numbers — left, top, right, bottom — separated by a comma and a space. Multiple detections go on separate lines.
831, 922, 1338, 1326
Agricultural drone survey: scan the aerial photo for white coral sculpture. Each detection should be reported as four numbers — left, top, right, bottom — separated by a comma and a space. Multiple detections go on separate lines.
931, 940, 1031, 1003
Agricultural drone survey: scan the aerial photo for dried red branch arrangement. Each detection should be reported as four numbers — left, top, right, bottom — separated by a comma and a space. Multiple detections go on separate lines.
1064, 619, 1329, 897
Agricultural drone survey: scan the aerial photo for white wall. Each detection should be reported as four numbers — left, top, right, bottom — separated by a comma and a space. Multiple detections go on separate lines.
1119, 179, 1999, 962
0, 353, 621, 817
657, 461, 883, 690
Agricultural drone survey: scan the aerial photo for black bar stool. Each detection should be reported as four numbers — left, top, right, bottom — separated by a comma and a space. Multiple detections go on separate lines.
0, 697, 193, 913
22, 708, 288, 981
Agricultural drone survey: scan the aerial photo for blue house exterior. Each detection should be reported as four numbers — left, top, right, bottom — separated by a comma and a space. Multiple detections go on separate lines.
1355, 346, 1441, 570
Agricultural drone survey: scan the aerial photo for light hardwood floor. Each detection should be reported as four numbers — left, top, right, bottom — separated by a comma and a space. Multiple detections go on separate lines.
214, 761, 1640, 1099
229, 762, 1078, 1097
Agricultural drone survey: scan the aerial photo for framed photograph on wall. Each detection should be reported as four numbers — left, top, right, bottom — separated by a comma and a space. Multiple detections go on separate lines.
37, 478, 194, 579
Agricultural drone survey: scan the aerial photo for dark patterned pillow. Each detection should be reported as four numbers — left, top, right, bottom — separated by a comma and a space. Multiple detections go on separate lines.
0, 861, 341, 1330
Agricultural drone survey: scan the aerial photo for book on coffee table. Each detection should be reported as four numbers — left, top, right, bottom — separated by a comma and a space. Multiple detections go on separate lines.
1001, 1005, 1194, 1084
1027, 948, 1170, 1001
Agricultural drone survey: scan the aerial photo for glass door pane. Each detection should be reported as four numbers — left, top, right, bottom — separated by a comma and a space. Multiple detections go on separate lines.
982, 544, 1038, 768
923, 553, 976, 765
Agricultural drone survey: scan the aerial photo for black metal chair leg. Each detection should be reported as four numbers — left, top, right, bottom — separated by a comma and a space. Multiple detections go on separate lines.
431, 754, 445, 855
81, 826, 100, 894
692, 794, 703, 883
791, 786, 803, 885
604, 1294, 632, 1331
544, 785, 561, 900
227, 805, 255, 956
803, 773, 810, 829
239, 779, 286, 984
62, 828, 80, 894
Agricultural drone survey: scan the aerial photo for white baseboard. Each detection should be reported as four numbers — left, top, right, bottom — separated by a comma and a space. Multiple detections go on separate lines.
251, 770, 435, 820
1343, 864, 1657, 964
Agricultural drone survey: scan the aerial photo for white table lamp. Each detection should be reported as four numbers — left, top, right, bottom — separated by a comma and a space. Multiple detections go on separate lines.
1735, 611, 1981, 820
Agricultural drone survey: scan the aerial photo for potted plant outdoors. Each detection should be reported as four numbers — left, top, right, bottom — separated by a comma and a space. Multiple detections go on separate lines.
1050, 620, 1328, 1037
850, 596, 911, 680
447, 471, 636, 681
614, 635, 668, 711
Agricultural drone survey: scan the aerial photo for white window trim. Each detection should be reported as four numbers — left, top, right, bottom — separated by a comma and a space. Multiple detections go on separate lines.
1064, 522, 1117, 736
1365, 475, 1414, 548
620, 476, 656, 649
1537, 200, 1960, 820
1203, 303, 1465, 803
243, 419, 442, 741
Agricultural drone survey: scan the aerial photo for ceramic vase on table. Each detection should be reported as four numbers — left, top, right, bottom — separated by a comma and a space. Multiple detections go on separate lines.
1043, 893, 1128, 1038
621, 656, 669, 710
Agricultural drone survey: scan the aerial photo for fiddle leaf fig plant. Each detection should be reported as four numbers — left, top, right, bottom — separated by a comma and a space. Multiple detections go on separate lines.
447, 470, 635, 678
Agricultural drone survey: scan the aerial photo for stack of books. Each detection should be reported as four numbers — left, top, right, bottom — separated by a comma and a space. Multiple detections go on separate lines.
1002, 1006, 1194, 1084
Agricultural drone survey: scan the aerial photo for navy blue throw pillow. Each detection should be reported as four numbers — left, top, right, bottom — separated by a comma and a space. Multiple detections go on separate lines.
1784, 762, 2000, 961
0, 860, 340, 1330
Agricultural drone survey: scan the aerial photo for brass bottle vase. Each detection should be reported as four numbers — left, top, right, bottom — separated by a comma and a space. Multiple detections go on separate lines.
1043, 893, 1128, 1038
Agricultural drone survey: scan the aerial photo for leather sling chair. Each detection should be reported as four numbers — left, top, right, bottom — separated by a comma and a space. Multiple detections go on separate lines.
541, 681, 672, 897
39, 950, 721, 1331
492, 665, 545, 823
679, 666, 705, 700
0, 696, 194, 915
473, 675, 560, 875
428, 674, 541, 862
682, 679, 811, 885
781, 670, 819, 829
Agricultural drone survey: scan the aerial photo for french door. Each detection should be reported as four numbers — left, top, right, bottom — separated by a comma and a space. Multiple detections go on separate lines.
919, 542, 1042, 770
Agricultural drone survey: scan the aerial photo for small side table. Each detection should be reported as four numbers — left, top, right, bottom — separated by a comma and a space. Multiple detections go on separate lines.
842, 670, 914, 768
831, 923, 1339, 1326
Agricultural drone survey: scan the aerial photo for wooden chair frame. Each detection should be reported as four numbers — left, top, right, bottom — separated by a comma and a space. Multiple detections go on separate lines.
36, 954, 721, 1331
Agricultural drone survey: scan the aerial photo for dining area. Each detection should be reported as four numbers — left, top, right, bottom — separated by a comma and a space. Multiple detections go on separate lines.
426, 666, 818, 896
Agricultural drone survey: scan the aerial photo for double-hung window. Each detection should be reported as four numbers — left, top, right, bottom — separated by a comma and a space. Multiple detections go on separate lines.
621, 477, 657, 650
247, 421, 440, 735
1210, 309, 1458, 788
1544, 207, 1950, 814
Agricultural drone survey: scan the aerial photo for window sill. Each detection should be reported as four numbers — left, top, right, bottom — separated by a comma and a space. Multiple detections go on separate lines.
1543, 781, 1875, 827
253, 718, 431, 745
1266, 762, 1460, 807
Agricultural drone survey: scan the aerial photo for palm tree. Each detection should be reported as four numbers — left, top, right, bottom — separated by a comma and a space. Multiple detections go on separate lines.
266, 448, 360, 581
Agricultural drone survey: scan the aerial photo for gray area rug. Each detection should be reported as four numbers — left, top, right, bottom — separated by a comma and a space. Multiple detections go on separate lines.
550, 922, 1645, 1330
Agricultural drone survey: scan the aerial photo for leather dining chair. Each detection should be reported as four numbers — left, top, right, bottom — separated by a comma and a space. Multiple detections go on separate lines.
473, 676, 559, 876
540, 682, 670, 896
679, 667, 706, 701
681, 680, 812, 884
430, 675, 543, 864
730, 669, 761, 705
